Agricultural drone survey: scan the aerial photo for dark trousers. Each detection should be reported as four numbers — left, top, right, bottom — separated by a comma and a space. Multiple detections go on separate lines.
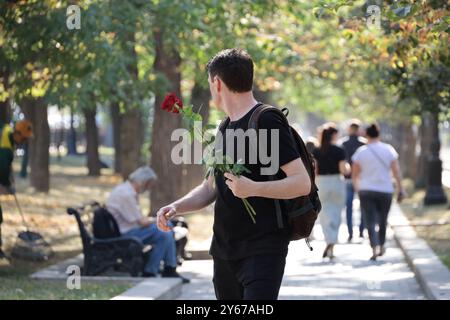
346, 181, 365, 237
213, 252, 287, 300
359, 191, 393, 248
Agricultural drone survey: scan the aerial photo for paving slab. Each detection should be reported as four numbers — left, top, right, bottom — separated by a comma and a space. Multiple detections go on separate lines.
111, 278, 182, 300
176, 202, 425, 300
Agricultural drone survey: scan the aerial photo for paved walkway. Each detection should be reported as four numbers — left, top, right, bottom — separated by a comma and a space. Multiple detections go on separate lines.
177, 203, 425, 300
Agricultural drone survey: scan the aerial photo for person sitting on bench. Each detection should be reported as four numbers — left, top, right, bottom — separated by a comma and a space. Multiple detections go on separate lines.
106, 166, 189, 283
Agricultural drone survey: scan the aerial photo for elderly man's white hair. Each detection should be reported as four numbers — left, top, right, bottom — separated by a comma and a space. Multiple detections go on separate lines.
128, 166, 157, 186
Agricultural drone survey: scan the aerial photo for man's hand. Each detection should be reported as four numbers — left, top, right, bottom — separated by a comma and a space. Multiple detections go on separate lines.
156, 204, 177, 232
224, 173, 256, 198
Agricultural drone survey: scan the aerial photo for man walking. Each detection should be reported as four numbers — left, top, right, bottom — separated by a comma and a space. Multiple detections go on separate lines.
339, 120, 366, 242
156, 48, 310, 300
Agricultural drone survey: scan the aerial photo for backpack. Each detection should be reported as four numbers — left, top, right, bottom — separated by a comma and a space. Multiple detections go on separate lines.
92, 206, 121, 239
219, 103, 321, 250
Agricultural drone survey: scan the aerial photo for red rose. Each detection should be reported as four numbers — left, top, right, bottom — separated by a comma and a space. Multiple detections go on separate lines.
162, 92, 183, 113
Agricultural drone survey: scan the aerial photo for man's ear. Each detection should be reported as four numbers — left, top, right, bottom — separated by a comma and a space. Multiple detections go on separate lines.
215, 76, 221, 92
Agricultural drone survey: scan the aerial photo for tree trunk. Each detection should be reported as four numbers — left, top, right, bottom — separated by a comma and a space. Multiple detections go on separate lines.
415, 115, 431, 188
150, 28, 183, 215
393, 120, 417, 180
0, 103, 11, 126
181, 82, 211, 194
120, 107, 142, 179
401, 120, 417, 179
118, 30, 142, 180
424, 113, 447, 205
66, 106, 78, 155
0, 66, 11, 125
21, 98, 50, 192
83, 106, 102, 176
110, 101, 122, 174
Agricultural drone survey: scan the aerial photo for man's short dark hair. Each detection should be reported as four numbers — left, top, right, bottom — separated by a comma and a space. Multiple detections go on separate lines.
206, 48, 253, 92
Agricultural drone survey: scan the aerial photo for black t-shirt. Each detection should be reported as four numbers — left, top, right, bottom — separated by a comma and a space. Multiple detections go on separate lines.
312, 145, 346, 175
210, 104, 301, 260
341, 135, 366, 179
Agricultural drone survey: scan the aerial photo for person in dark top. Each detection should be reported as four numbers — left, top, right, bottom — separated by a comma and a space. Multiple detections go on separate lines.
338, 120, 366, 242
312, 123, 350, 259
156, 48, 311, 300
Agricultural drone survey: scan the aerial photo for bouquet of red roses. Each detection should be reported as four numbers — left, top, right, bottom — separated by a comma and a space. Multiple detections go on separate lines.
162, 92, 256, 223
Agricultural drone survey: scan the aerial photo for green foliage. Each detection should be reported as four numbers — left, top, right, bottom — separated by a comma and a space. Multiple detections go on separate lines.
1, 0, 448, 127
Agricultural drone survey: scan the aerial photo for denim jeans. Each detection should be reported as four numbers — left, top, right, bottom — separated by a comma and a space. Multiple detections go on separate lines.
345, 180, 365, 237
358, 191, 393, 248
124, 223, 177, 274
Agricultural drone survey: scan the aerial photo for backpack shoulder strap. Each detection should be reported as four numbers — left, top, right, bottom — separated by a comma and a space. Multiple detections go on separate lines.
248, 104, 289, 131
218, 117, 230, 133
247, 104, 290, 229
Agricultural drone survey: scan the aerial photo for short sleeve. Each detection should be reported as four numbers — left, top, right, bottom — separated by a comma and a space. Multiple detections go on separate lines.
352, 148, 362, 163
258, 111, 301, 167
388, 144, 399, 161
335, 146, 346, 162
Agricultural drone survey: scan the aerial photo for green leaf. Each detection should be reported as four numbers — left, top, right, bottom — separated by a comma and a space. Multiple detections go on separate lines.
313, 7, 325, 19
205, 124, 217, 130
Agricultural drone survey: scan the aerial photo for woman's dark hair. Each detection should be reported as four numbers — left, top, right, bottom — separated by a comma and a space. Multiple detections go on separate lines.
319, 123, 338, 153
206, 48, 254, 92
366, 123, 380, 138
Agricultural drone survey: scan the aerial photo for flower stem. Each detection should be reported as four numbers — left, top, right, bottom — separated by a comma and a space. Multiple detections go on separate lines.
242, 199, 256, 224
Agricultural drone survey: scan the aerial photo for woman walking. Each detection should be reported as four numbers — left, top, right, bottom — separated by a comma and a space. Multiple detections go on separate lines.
351, 124, 405, 261
313, 123, 350, 259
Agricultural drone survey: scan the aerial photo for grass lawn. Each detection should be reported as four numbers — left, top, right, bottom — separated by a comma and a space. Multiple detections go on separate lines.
0, 150, 212, 299
0, 276, 132, 300
400, 180, 450, 270
0, 245, 132, 299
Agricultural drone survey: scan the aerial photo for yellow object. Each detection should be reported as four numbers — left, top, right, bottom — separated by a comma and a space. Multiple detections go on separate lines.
15, 120, 33, 139
0, 124, 13, 150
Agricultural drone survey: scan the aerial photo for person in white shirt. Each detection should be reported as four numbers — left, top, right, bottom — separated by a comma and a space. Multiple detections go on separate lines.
352, 124, 406, 261
106, 166, 189, 282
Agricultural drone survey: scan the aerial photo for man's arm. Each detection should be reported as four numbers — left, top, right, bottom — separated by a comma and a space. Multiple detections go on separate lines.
224, 157, 311, 200
157, 176, 217, 231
